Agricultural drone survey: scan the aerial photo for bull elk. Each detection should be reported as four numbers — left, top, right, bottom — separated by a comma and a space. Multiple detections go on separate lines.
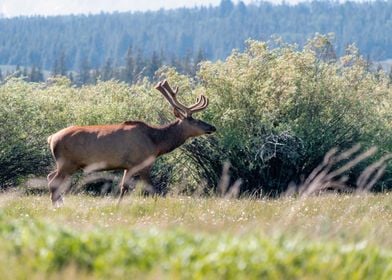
47, 80, 216, 206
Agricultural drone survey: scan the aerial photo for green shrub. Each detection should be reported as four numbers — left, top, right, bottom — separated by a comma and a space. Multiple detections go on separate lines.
196, 36, 392, 193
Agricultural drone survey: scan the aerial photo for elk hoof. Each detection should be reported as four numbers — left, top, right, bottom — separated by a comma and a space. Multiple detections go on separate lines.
52, 196, 64, 208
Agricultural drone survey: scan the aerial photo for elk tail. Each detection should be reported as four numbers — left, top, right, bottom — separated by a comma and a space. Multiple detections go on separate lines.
47, 134, 56, 156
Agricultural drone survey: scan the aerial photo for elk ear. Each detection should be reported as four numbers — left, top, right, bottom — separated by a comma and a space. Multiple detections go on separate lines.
173, 108, 184, 119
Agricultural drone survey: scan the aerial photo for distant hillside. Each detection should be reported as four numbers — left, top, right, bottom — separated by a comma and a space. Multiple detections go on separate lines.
1, 0, 392, 70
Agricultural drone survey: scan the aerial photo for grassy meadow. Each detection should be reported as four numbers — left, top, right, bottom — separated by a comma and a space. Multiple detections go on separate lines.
1, 36, 392, 279
0, 191, 390, 279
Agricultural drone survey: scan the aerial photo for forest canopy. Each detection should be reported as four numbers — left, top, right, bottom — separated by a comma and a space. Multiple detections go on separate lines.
0, 0, 392, 72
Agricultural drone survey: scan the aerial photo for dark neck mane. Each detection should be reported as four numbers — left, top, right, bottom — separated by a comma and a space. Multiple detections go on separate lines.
123, 120, 146, 126
146, 120, 187, 156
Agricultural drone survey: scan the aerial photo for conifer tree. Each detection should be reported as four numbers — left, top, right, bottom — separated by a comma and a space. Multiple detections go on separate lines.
123, 47, 135, 83
14, 65, 21, 78
52, 50, 67, 76
133, 49, 145, 82
22, 67, 29, 80
146, 51, 161, 79
101, 58, 113, 81
77, 57, 91, 85
29, 65, 44, 82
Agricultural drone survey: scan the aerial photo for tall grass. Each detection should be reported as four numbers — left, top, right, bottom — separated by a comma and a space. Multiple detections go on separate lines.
0, 193, 391, 279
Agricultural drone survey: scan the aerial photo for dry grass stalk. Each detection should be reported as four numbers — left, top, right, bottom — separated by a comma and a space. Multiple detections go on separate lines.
217, 162, 242, 199
356, 154, 392, 192
294, 145, 391, 197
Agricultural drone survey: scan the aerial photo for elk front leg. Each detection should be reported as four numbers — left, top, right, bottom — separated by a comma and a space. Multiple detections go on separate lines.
117, 169, 136, 206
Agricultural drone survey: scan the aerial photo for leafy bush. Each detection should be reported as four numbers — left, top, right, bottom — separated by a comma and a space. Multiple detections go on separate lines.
196, 36, 392, 193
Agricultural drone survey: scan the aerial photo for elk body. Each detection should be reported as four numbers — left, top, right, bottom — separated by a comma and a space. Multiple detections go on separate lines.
47, 80, 216, 206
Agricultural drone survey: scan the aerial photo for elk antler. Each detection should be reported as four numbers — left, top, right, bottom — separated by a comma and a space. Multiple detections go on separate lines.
155, 80, 209, 118
187, 94, 209, 114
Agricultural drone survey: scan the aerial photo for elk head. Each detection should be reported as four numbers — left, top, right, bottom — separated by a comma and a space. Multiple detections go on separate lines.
155, 80, 216, 137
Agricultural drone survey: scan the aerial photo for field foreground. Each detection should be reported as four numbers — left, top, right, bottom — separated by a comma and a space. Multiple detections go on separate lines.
0, 192, 391, 279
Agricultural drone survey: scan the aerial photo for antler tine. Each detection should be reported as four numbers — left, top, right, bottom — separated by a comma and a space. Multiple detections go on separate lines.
155, 81, 188, 118
156, 80, 210, 117
155, 80, 176, 106
188, 95, 202, 110
155, 81, 172, 104
164, 81, 179, 96
161, 80, 191, 117
189, 95, 209, 114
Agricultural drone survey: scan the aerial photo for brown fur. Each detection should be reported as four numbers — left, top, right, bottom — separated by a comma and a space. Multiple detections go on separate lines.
47, 80, 216, 206
47, 117, 215, 206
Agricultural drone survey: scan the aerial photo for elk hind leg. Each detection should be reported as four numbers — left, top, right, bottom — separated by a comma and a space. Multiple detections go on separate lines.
48, 172, 70, 207
47, 170, 57, 182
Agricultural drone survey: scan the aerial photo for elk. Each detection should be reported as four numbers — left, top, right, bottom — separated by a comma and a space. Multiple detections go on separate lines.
47, 80, 216, 206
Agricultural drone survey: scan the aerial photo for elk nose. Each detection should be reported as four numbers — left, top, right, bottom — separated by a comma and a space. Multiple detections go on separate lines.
208, 126, 216, 133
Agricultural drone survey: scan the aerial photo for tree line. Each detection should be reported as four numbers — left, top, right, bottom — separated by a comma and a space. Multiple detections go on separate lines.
1, 0, 392, 73
0, 47, 206, 85
2, 45, 391, 86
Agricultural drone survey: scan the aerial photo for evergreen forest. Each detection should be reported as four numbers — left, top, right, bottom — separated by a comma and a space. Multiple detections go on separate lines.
1, 0, 392, 85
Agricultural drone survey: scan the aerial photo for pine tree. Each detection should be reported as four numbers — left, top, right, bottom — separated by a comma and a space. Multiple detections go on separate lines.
77, 57, 91, 85
90, 69, 100, 84
193, 48, 206, 75
37, 66, 44, 82
365, 54, 372, 71
5, 70, 12, 80
146, 51, 161, 79
237, 1, 247, 15
52, 50, 67, 76
112, 67, 122, 81
375, 64, 383, 81
29, 65, 44, 82
68, 72, 74, 84
14, 65, 21, 78
123, 47, 135, 83
58, 51, 67, 76
101, 58, 113, 81
219, 0, 234, 17
182, 51, 192, 75
29, 66, 35, 82
22, 67, 29, 80
133, 49, 145, 83
170, 55, 180, 71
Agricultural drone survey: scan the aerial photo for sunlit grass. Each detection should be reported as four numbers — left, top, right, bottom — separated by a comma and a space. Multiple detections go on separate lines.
1, 192, 391, 245
0, 192, 391, 279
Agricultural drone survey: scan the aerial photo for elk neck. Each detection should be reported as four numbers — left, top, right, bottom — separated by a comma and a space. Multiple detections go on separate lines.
149, 119, 190, 156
